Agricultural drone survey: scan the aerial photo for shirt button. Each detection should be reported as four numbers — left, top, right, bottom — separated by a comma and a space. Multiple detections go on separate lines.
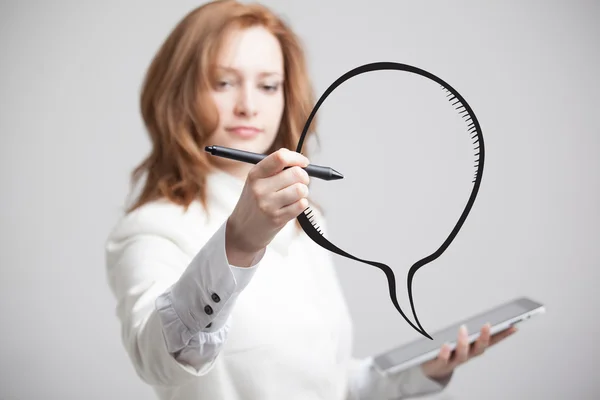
204, 305, 213, 315
211, 293, 221, 303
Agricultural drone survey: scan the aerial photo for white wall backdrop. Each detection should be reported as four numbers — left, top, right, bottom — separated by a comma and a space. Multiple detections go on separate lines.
1, 1, 598, 399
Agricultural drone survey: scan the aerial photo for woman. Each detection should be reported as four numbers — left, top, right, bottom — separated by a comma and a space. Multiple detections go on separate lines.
105, 1, 516, 399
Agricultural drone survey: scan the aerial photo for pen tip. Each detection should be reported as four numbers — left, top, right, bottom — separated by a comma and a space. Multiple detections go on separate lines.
331, 168, 344, 180
205, 146, 213, 153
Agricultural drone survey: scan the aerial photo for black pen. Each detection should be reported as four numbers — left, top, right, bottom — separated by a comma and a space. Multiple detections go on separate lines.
204, 145, 343, 181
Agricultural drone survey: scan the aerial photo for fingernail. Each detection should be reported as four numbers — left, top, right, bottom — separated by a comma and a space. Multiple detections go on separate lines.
460, 324, 467, 334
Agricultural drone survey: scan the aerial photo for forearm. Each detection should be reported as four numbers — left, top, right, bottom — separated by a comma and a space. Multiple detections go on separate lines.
157, 219, 264, 365
107, 218, 264, 387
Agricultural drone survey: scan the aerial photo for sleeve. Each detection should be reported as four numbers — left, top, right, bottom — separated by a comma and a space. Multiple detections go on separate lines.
345, 356, 451, 399
157, 257, 261, 370
105, 216, 265, 387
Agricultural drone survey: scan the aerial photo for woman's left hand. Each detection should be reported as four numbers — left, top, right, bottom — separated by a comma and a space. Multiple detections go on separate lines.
421, 323, 518, 383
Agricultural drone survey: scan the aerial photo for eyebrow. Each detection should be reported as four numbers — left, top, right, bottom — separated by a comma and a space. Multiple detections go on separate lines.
215, 65, 283, 78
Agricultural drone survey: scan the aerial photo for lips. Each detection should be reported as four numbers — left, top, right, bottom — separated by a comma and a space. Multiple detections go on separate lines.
226, 126, 262, 138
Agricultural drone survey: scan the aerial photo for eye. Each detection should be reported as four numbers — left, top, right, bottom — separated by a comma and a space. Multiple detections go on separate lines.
215, 77, 236, 90
261, 82, 280, 93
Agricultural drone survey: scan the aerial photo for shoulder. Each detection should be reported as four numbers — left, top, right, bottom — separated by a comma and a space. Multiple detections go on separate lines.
105, 198, 217, 257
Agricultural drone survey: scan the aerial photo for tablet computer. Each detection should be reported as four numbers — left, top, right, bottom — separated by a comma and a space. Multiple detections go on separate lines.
372, 296, 545, 375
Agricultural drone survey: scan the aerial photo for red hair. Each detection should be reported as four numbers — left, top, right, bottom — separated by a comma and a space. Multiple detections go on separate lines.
127, 0, 321, 229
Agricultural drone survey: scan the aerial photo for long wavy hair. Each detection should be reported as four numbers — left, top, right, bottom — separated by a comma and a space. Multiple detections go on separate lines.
126, 0, 322, 230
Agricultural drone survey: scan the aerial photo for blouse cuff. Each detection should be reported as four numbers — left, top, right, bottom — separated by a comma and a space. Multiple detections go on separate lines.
156, 289, 195, 353
156, 219, 265, 354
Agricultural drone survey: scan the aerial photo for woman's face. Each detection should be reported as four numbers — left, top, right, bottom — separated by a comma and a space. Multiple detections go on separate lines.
207, 26, 285, 179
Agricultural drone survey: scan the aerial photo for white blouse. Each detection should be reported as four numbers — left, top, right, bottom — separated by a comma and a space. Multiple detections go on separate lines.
104, 169, 450, 399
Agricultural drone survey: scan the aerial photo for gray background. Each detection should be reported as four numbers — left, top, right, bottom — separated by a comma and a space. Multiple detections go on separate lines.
1, 0, 598, 399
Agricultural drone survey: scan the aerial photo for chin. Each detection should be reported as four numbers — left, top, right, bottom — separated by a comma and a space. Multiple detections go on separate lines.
226, 138, 275, 154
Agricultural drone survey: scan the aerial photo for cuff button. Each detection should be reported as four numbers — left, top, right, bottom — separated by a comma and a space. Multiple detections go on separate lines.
204, 305, 213, 315
211, 293, 221, 303
206, 322, 212, 328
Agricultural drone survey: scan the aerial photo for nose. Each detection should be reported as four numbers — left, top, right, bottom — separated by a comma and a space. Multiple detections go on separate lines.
234, 85, 258, 117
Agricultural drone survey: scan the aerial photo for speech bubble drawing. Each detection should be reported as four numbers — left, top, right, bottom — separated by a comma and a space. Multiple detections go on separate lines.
295, 62, 484, 340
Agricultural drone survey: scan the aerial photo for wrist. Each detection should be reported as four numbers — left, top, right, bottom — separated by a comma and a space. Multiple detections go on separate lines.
225, 217, 263, 267
421, 366, 453, 385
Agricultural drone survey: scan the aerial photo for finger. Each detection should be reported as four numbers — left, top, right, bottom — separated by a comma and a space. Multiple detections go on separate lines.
273, 181, 310, 209
471, 323, 491, 357
437, 343, 453, 366
489, 325, 518, 347
251, 148, 309, 180
450, 325, 470, 367
262, 165, 310, 194
278, 196, 310, 220
423, 343, 452, 375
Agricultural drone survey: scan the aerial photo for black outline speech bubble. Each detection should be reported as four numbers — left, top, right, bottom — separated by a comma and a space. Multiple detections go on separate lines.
295, 62, 484, 340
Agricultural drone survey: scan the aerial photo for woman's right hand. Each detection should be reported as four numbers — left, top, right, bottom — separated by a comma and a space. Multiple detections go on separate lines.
225, 148, 310, 267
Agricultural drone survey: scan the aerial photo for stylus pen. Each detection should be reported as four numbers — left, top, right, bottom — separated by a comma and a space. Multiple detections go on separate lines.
204, 145, 344, 181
